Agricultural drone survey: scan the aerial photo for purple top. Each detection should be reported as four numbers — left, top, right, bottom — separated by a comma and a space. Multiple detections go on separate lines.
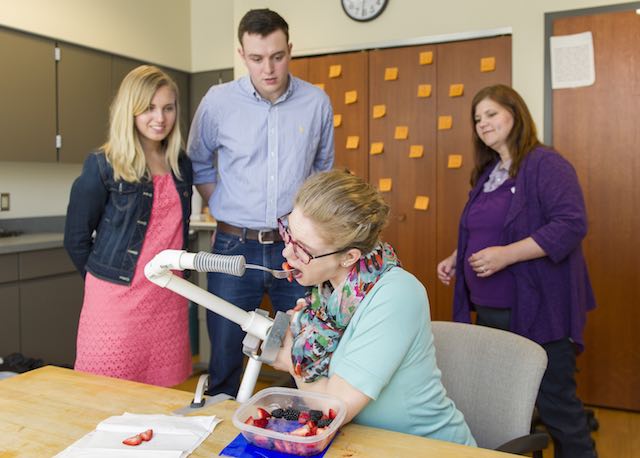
453, 146, 597, 351
463, 178, 516, 308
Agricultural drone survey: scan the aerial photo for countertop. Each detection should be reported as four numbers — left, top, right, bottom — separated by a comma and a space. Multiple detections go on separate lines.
0, 217, 216, 255
0, 232, 64, 255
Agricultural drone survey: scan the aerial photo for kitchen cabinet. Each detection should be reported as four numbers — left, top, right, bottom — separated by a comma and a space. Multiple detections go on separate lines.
0, 248, 83, 367
57, 43, 112, 164
0, 27, 56, 162
0, 26, 193, 164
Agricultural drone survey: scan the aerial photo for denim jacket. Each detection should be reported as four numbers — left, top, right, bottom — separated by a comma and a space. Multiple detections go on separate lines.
64, 151, 193, 285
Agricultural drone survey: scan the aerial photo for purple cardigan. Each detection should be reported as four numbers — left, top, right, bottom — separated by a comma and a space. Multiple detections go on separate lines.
453, 146, 597, 350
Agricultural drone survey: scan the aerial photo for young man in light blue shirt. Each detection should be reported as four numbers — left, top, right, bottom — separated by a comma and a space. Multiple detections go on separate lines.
187, 8, 334, 397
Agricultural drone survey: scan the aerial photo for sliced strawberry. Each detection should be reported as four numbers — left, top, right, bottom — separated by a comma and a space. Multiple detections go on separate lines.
282, 262, 294, 282
289, 424, 310, 437
253, 417, 268, 428
244, 415, 255, 425
139, 429, 153, 441
256, 407, 271, 420
297, 410, 310, 424
316, 426, 328, 435
122, 434, 142, 446
306, 421, 318, 436
328, 408, 337, 420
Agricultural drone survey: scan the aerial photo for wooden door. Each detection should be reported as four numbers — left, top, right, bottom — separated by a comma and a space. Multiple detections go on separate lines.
434, 36, 512, 320
368, 45, 437, 296
298, 52, 369, 180
551, 8, 640, 410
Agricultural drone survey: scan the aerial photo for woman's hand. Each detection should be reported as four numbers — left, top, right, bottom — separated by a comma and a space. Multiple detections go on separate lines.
272, 327, 295, 374
437, 250, 457, 285
468, 246, 511, 277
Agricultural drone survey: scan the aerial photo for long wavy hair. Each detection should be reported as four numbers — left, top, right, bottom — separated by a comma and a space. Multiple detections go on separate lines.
470, 84, 541, 186
102, 65, 183, 182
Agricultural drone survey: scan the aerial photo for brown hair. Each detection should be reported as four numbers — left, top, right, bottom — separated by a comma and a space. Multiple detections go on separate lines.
238, 9, 289, 45
294, 169, 390, 254
470, 84, 541, 186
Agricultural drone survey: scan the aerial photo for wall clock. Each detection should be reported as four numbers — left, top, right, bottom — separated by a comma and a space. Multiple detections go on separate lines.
341, 0, 389, 22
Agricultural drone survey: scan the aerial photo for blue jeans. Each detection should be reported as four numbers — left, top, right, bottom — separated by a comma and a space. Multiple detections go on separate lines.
205, 230, 306, 396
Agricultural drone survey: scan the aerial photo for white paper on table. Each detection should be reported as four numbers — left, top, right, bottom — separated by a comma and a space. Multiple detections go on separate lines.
550, 31, 596, 89
55, 413, 222, 458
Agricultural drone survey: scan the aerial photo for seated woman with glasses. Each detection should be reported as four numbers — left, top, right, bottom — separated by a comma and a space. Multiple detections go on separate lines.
272, 169, 476, 446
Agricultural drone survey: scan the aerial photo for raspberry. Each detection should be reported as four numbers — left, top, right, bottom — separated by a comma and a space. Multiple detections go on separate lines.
309, 410, 323, 423
317, 418, 333, 428
283, 408, 300, 421
271, 408, 285, 418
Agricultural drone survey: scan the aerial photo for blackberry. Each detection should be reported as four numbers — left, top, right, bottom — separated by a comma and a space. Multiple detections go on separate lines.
309, 410, 323, 423
317, 418, 333, 428
271, 408, 285, 418
283, 408, 300, 421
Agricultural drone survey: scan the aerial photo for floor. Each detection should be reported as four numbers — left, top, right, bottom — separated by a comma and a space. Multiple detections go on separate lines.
173, 365, 640, 458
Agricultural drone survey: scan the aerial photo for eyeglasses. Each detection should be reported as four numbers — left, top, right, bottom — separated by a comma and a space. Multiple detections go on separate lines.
277, 215, 346, 265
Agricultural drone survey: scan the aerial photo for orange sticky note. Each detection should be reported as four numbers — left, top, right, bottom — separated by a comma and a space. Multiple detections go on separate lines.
384, 67, 399, 81
314, 83, 325, 90
394, 125, 409, 140
370, 142, 384, 155
417, 84, 432, 98
414, 196, 430, 211
372, 104, 386, 119
333, 114, 342, 128
419, 51, 433, 65
346, 136, 359, 149
438, 115, 453, 130
447, 154, 463, 168
449, 83, 464, 97
329, 64, 342, 78
409, 145, 424, 158
345, 90, 358, 104
379, 178, 392, 192
480, 57, 496, 72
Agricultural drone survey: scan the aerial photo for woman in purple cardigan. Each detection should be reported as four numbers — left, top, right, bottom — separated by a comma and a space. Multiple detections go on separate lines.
437, 85, 597, 458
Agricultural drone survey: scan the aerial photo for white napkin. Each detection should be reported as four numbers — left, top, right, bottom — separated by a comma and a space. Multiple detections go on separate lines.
55, 412, 222, 458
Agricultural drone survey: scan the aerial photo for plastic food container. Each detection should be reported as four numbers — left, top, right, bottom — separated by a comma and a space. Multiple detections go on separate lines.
232, 387, 346, 456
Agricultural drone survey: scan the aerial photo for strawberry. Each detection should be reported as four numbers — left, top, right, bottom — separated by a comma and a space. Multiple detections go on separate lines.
122, 434, 142, 446
244, 415, 255, 425
253, 417, 268, 428
139, 429, 153, 441
316, 426, 328, 435
256, 407, 271, 420
282, 262, 294, 282
289, 424, 310, 437
328, 408, 337, 420
306, 420, 318, 436
297, 410, 310, 424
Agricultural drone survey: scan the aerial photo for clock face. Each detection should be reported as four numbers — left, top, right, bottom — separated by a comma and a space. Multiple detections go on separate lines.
341, 0, 388, 22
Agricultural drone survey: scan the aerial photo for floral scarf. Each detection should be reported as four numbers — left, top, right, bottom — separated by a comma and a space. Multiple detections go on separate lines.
289, 242, 400, 382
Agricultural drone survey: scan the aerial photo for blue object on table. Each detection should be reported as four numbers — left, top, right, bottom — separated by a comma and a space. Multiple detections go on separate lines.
219, 433, 334, 458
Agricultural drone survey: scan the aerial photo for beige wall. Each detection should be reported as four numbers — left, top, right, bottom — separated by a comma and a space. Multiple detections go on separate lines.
191, 0, 234, 72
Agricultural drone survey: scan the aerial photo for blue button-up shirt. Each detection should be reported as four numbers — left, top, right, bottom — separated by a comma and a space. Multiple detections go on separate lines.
188, 75, 334, 230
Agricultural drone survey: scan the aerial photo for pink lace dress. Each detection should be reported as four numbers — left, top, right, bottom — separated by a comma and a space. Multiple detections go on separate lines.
75, 174, 191, 386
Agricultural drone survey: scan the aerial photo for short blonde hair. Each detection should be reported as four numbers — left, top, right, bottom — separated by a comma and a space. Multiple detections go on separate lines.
295, 170, 390, 254
102, 65, 183, 182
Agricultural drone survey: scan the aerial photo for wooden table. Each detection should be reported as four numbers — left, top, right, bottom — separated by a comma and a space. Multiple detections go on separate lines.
0, 366, 515, 457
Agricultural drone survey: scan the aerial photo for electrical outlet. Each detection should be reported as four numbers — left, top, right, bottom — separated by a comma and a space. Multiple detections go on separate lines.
1, 193, 9, 211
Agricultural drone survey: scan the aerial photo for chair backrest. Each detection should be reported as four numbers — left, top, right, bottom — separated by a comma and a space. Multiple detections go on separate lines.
431, 321, 547, 449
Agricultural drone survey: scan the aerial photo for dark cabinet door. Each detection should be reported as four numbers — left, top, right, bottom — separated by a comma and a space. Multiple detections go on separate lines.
20, 273, 84, 367
57, 43, 112, 163
0, 27, 56, 162
0, 284, 20, 356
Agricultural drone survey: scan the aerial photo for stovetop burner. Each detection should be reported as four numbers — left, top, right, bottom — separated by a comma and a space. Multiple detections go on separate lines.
0, 229, 24, 238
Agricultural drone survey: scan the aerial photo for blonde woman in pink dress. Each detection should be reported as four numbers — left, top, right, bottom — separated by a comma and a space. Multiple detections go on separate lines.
64, 66, 193, 386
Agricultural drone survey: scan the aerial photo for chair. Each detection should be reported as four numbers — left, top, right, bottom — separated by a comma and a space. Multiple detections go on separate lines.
431, 321, 549, 455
